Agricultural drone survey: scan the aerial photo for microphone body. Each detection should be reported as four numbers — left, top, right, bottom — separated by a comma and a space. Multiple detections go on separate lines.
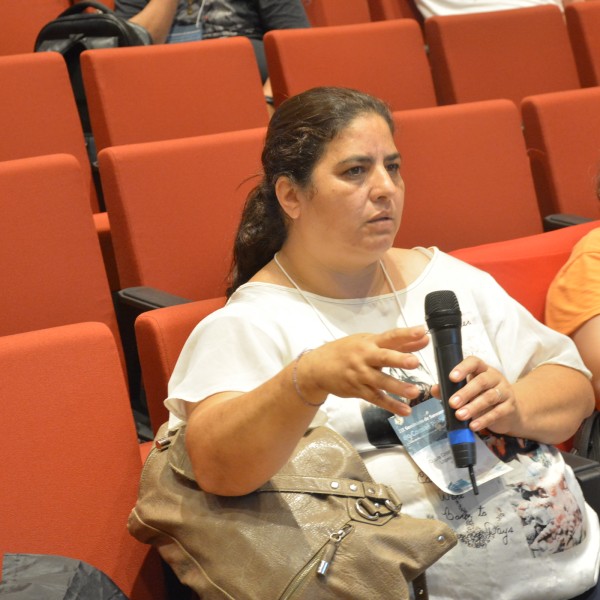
425, 290, 478, 491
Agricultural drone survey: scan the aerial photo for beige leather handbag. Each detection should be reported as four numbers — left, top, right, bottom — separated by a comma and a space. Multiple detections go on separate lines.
129, 425, 457, 599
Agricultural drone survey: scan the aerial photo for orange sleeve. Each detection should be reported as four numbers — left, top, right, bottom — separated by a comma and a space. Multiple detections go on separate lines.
545, 229, 600, 335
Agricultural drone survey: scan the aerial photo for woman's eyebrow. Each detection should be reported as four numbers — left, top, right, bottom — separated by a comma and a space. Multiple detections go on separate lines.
337, 155, 372, 165
337, 151, 401, 165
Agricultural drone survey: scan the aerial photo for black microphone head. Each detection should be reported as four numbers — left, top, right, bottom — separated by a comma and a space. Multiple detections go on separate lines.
425, 290, 461, 330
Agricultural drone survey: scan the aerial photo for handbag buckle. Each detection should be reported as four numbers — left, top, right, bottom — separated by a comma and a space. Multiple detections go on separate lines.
355, 498, 381, 521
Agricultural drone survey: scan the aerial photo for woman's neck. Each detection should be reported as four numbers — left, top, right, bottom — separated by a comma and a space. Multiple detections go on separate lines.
273, 248, 392, 300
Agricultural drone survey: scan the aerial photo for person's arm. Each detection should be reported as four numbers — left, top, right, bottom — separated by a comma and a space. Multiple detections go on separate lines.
185, 326, 429, 496
572, 314, 600, 408
440, 258, 595, 444
116, 0, 179, 44
445, 359, 594, 445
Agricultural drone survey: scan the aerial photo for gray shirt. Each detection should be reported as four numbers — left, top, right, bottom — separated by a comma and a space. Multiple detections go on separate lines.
115, 0, 310, 39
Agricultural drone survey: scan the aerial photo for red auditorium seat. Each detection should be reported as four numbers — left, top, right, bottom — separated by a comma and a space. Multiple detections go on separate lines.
81, 37, 269, 153
565, 0, 600, 87
0, 321, 166, 600
425, 5, 581, 106
264, 19, 436, 109
393, 100, 543, 251
522, 86, 600, 222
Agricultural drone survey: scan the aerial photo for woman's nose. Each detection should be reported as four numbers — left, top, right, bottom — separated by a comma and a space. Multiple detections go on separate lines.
370, 166, 397, 199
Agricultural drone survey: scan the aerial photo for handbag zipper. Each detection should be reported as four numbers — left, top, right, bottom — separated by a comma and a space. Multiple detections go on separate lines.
281, 524, 353, 599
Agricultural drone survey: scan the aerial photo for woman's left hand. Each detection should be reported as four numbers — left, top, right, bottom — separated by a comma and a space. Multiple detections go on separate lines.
431, 356, 517, 434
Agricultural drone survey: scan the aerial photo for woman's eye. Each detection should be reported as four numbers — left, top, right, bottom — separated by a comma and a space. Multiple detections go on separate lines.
345, 166, 365, 177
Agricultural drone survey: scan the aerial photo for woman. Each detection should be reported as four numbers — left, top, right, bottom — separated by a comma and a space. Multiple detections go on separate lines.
167, 87, 599, 599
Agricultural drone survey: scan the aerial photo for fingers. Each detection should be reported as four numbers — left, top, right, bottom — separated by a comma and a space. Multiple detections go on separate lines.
376, 326, 429, 353
446, 357, 513, 432
361, 386, 413, 416
306, 327, 429, 417
337, 351, 421, 403
367, 326, 428, 374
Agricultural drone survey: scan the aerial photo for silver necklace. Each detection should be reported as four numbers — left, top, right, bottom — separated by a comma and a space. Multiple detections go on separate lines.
272, 252, 434, 380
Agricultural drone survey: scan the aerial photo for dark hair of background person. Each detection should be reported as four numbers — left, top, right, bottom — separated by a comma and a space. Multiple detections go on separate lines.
227, 86, 395, 297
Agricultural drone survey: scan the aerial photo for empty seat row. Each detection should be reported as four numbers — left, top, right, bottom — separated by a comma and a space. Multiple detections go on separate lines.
266, 3, 600, 110
11, 3, 600, 152
292, 0, 600, 91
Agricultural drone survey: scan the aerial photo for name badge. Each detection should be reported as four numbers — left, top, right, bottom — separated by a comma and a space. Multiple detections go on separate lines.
389, 397, 511, 495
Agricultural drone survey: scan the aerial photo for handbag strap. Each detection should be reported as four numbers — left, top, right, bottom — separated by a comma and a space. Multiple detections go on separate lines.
163, 426, 401, 503
58, 1, 115, 17
161, 425, 406, 509
261, 475, 399, 502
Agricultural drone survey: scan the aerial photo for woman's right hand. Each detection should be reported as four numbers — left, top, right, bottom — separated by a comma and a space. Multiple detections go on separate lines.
295, 326, 429, 415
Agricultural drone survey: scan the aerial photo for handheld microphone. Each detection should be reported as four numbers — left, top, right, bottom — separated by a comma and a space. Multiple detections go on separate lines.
425, 290, 478, 494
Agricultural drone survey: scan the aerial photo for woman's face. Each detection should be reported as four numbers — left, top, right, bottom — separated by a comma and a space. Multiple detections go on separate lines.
288, 112, 404, 270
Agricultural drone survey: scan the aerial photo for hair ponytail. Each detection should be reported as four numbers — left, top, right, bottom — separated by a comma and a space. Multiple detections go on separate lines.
227, 182, 287, 296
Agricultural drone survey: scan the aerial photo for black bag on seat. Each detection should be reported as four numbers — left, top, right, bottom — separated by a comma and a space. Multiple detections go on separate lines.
34, 1, 151, 149
0, 553, 129, 599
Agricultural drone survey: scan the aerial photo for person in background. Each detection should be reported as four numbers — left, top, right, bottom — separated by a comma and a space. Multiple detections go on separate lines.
114, 0, 310, 105
546, 175, 600, 411
164, 86, 599, 599
415, 0, 574, 21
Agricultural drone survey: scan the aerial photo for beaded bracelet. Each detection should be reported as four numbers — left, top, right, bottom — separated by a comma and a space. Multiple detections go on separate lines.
292, 349, 325, 407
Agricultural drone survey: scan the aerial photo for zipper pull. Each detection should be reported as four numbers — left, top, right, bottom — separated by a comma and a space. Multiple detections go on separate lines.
317, 525, 353, 576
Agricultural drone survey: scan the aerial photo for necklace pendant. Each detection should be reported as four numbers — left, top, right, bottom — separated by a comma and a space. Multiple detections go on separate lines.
186, 0, 194, 15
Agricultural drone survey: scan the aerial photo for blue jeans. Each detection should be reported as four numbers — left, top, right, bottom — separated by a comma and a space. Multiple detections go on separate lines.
166, 24, 203, 44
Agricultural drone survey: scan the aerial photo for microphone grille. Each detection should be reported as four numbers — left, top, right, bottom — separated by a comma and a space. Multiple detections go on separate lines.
425, 290, 459, 314
424, 290, 461, 328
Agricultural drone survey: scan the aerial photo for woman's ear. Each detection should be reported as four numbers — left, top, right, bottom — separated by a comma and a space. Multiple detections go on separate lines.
275, 176, 302, 220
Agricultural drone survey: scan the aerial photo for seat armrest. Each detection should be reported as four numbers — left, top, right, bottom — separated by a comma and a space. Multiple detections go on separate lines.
117, 286, 192, 311
543, 213, 593, 231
